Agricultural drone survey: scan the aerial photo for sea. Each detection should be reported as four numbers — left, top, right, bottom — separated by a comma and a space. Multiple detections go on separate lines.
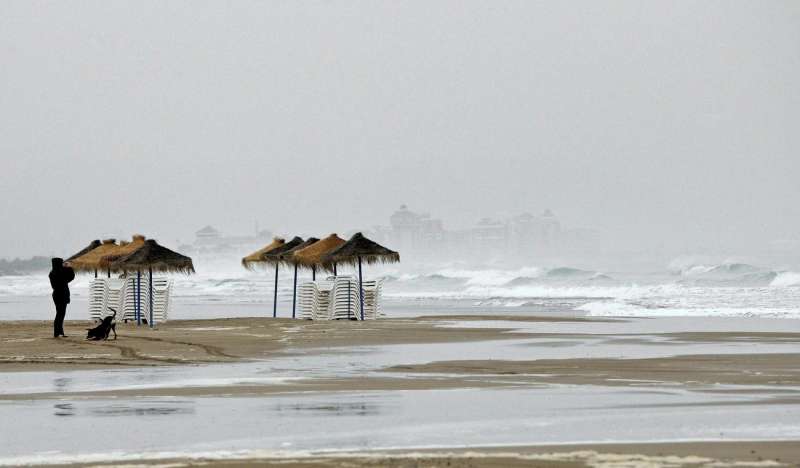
2, 255, 799, 321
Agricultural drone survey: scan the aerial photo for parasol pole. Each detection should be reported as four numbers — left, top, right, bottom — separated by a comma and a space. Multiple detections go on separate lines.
312, 266, 316, 281
273, 263, 279, 318
136, 270, 141, 325
94, 269, 97, 278
292, 263, 298, 319
149, 267, 154, 328
358, 256, 364, 321
333, 263, 337, 276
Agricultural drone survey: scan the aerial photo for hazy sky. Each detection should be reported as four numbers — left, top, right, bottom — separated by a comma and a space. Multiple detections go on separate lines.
1, 1, 798, 258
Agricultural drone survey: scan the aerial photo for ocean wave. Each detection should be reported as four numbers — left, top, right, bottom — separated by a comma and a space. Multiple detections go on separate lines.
668, 261, 787, 287
545, 267, 595, 278
578, 300, 800, 319
771, 271, 800, 288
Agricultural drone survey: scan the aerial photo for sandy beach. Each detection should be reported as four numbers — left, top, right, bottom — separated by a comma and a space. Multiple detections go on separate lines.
3, 316, 799, 395
29, 441, 800, 467
2, 314, 800, 466
0, 316, 534, 371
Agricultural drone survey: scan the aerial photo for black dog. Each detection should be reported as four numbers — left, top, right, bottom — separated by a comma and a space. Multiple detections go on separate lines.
86, 308, 117, 341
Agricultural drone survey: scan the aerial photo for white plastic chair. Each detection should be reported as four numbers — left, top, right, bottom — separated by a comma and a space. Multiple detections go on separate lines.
327, 276, 362, 320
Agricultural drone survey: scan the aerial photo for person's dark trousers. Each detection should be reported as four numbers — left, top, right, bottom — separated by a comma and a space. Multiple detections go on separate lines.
53, 301, 67, 337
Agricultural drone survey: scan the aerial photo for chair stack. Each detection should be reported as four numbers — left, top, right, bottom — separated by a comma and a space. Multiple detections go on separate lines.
361, 278, 385, 319
327, 276, 362, 320
87, 279, 106, 320
297, 280, 333, 320
296, 282, 317, 320
88, 278, 126, 321
150, 278, 173, 323
315, 280, 333, 320
295, 277, 384, 320
88, 276, 172, 324
122, 275, 149, 323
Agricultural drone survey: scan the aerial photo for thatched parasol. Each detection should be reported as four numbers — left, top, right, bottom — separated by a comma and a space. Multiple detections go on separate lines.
110, 239, 194, 274
66, 240, 101, 262
66, 239, 101, 277
68, 239, 119, 275
291, 233, 346, 276
99, 235, 147, 270
278, 237, 319, 267
322, 232, 399, 320
110, 239, 194, 328
261, 236, 305, 263
241, 237, 285, 269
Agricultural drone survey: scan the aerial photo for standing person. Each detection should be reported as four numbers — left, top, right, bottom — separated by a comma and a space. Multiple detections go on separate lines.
49, 257, 75, 338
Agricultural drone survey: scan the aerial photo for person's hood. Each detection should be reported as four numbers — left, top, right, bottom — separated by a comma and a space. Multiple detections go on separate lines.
51, 257, 64, 269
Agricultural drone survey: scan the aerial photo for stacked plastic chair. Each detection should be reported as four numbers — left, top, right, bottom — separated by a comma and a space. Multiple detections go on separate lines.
87, 279, 106, 320
297, 282, 319, 320
296, 278, 386, 321
122, 275, 149, 323
361, 278, 384, 319
315, 280, 333, 320
121, 275, 172, 324
150, 278, 172, 323
327, 276, 361, 320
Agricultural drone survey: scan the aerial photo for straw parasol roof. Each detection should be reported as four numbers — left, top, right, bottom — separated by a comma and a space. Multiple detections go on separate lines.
66, 240, 101, 262
322, 232, 399, 267
241, 237, 285, 269
69, 239, 120, 272
278, 237, 319, 267
260, 236, 305, 265
291, 233, 346, 268
98, 235, 147, 269
109, 239, 195, 274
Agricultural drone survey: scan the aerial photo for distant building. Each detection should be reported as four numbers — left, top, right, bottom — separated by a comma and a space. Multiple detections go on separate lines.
181, 225, 274, 255
194, 226, 221, 245
386, 205, 445, 254
369, 205, 570, 261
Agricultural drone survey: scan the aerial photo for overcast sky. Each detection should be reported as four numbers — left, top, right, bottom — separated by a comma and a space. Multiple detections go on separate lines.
1, 1, 798, 258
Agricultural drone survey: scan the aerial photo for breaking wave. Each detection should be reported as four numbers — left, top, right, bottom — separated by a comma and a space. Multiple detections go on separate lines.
771, 271, 800, 288
2, 258, 798, 319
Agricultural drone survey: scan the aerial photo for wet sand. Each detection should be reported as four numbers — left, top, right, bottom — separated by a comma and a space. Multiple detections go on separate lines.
385, 352, 800, 389
41, 441, 800, 467
3, 315, 800, 467
3, 316, 800, 400
0, 317, 528, 371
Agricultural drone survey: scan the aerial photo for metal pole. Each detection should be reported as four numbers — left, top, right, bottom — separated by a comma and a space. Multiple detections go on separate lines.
292, 264, 298, 319
358, 256, 364, 321
94, 269, 97, 278
333, 263, 337, 276
136, 270, 141, 325
347, 278, 351, 320
107, 269, 111, 278
273, 263, 278, 318
312, 266, 316, 281
149, 267, 154, 328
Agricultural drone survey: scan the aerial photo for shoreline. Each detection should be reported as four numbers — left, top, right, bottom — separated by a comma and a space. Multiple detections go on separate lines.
21, 440, 800, 467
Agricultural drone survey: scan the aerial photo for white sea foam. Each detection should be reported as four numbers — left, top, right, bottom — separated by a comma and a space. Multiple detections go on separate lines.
2, 259, 798, 319
770, 271, 800, 288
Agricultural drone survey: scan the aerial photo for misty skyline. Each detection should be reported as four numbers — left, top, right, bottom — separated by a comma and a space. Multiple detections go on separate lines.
2, 1, 798, 259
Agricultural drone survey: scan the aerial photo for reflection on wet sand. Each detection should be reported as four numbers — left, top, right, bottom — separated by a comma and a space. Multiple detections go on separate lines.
0, 315, 799, 466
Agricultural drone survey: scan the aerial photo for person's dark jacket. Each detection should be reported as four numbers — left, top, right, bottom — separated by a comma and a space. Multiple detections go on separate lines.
49, 258, 75, 304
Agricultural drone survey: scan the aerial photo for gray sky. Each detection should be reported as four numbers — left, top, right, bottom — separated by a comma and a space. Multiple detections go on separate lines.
1, 1, 798, 258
